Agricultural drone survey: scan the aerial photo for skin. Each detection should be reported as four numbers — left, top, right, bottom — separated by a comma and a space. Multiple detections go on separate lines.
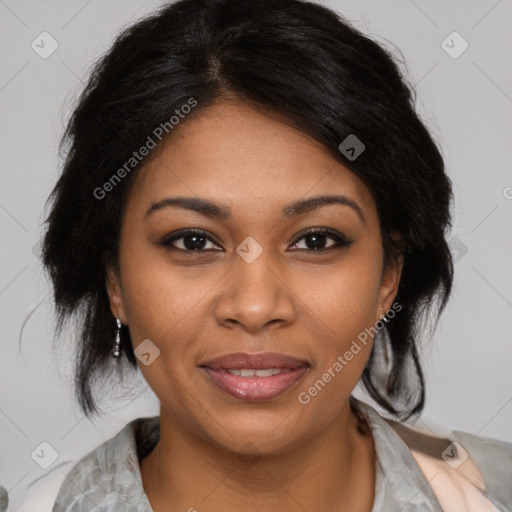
106, 100, 403, 512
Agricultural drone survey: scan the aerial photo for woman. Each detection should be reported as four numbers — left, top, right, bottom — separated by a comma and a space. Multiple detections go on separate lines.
41, 0, 512, 510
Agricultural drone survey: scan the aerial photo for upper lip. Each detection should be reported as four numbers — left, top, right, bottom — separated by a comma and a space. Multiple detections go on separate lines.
199, 352, 310, 370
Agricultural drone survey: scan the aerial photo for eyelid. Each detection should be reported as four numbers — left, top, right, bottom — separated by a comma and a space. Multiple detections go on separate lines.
289, 226, 352, 247
159, 228, 223, 250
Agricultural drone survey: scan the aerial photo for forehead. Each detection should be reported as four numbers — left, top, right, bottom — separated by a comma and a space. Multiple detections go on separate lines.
129, 101, 377, 221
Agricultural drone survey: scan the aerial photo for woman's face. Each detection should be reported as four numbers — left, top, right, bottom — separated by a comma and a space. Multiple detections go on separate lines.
107, 100, 401, 455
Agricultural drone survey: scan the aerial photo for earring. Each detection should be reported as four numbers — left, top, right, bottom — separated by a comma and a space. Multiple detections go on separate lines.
112, 318, 122, 358
379, 307, 391, 367
380, 307, 390, 324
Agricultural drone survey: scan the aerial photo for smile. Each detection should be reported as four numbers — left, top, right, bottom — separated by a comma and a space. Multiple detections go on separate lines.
199, 352, 310, 401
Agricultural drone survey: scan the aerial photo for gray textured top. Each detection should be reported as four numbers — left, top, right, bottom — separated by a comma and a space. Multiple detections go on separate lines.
52, 398, 512, 511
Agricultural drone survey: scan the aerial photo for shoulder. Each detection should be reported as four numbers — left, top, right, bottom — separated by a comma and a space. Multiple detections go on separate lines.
52, 416, 158, 512
388, 418, 512, 509
452, 429, 512, 499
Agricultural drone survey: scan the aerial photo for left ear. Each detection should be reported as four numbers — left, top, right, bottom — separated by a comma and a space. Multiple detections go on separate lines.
105, 261, 128, 325
376, 233, 404, 321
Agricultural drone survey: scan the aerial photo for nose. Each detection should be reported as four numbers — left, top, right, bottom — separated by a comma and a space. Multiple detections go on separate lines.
214, 251, 296, 333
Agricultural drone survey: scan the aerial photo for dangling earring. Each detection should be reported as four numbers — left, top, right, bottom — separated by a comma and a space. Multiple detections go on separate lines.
112, 318, 122, 358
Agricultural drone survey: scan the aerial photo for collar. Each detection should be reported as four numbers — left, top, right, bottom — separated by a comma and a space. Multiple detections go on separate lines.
351, 397, 443, 511
53, 398, 444, 511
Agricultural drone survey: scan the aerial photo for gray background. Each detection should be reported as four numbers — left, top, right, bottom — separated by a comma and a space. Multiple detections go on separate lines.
1, 0, 511, 508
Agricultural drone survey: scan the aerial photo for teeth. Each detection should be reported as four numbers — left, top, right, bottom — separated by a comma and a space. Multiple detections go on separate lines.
226, 368, 284, 377
255, 368, 281, 377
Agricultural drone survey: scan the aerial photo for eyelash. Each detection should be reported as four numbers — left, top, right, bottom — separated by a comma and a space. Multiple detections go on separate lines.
158, 227, 353, 254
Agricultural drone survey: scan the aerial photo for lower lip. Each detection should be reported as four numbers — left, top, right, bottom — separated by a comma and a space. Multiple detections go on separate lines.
200, 367, 309, 401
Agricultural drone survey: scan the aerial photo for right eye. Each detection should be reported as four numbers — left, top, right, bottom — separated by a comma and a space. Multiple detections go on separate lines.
158, 228, 223, 252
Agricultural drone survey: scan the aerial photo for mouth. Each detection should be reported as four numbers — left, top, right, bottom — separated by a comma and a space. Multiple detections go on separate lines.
199, 352, 310, 401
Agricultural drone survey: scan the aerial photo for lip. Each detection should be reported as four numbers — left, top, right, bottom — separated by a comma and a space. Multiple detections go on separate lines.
199, 352, 310, 401
199, 351, 309, 370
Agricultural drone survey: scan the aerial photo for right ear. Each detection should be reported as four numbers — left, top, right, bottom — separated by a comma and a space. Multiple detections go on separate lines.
105, 263, 128, 324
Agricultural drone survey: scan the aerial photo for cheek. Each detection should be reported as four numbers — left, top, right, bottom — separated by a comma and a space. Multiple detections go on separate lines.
118, 235, 206, 343
297, 247, 383, 336
291, 247, 383, 398
118, 244, 208, 413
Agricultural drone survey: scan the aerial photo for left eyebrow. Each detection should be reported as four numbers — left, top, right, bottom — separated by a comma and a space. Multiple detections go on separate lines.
145, 193, 365, 224
282, 194, 365, 224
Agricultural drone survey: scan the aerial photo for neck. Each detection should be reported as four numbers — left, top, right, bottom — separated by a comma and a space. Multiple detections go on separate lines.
140, 399, 375, 512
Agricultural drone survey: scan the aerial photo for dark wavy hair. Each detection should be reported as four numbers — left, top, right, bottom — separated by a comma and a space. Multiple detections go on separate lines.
41, 0, 453, 419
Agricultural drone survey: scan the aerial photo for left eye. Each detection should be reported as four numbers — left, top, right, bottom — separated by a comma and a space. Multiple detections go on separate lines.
289, 230, 350, 251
